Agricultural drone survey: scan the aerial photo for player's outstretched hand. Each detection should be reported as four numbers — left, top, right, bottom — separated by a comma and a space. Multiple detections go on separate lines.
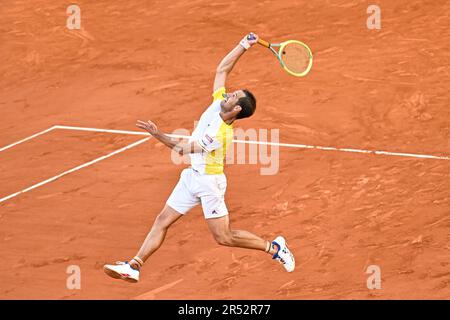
136, 120, 158, 135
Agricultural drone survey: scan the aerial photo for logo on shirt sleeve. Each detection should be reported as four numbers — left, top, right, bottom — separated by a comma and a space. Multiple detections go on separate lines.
198, 135, 214, 152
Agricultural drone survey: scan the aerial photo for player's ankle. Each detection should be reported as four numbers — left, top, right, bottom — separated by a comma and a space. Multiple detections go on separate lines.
270, 244, 279, 255
265, 241, 279, 256
129, 260, 141, 271
130, 256, 144, 270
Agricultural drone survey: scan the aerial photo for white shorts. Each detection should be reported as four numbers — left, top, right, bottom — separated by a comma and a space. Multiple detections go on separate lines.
166, 168, 228, 219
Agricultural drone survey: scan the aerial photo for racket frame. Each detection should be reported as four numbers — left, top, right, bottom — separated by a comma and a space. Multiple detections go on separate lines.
257, 38, 313, 77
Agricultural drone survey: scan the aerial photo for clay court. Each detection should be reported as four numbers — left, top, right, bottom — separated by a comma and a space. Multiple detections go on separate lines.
1, 0, 449, 299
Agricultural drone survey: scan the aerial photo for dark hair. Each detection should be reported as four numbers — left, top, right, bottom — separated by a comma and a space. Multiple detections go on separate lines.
236, 89, 256, 119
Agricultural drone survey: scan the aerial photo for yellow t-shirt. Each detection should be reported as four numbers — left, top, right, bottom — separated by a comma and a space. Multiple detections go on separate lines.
189, 87, 233, 174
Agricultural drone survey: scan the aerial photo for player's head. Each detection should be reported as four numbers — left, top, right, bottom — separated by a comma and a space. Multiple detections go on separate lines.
221, 89, 256, 120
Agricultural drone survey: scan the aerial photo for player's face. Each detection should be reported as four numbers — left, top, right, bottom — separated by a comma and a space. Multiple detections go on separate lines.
221, 90, 246, 112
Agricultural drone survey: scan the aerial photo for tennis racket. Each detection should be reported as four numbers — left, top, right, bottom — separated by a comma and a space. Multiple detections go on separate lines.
250, 35, 313, 77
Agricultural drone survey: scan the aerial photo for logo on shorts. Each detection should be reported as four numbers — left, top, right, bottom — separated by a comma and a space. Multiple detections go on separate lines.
211, 210, 218, 215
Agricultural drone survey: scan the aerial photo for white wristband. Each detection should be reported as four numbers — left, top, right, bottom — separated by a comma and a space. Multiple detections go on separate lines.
239, 38, 251, 50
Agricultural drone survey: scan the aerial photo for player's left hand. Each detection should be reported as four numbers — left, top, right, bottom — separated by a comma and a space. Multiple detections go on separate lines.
136, 120, 158, 135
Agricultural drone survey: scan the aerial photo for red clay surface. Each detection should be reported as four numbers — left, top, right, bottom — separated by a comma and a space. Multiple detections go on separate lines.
1, 0, 449, 299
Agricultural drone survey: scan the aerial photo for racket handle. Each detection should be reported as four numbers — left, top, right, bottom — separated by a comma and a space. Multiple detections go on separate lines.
257, 38, 270, 48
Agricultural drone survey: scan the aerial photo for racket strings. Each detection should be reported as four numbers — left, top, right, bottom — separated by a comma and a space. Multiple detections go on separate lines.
281, 43, 312, 75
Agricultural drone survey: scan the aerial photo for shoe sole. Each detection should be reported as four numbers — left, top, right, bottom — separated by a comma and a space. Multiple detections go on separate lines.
103, 266, 138, 283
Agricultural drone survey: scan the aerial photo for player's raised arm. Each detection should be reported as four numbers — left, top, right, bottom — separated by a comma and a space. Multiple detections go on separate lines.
213, 33, 259, 92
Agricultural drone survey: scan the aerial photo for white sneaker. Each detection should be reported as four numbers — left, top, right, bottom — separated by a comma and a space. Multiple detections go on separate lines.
103, 261, 140, 283
272, 236, 295, 272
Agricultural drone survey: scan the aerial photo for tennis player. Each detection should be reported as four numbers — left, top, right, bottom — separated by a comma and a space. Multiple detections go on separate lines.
104, 33, 295, 283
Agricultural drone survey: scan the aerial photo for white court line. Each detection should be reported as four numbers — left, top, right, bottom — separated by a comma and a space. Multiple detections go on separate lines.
56, 125, 450, 161
0, 137, 150, 204
0, 126, 56, 152
54, 125, 148, 136
54, 125, 188, 139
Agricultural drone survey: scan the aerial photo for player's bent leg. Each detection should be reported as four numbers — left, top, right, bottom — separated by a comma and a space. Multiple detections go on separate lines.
206, 215, 235, 247
103, 204, 182, 283
207, 215, 266, 251
206, 215, 296, 272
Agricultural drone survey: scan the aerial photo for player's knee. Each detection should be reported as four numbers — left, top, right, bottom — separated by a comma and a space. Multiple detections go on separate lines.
154, 212, 170, 230
214, 233, 234, 247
